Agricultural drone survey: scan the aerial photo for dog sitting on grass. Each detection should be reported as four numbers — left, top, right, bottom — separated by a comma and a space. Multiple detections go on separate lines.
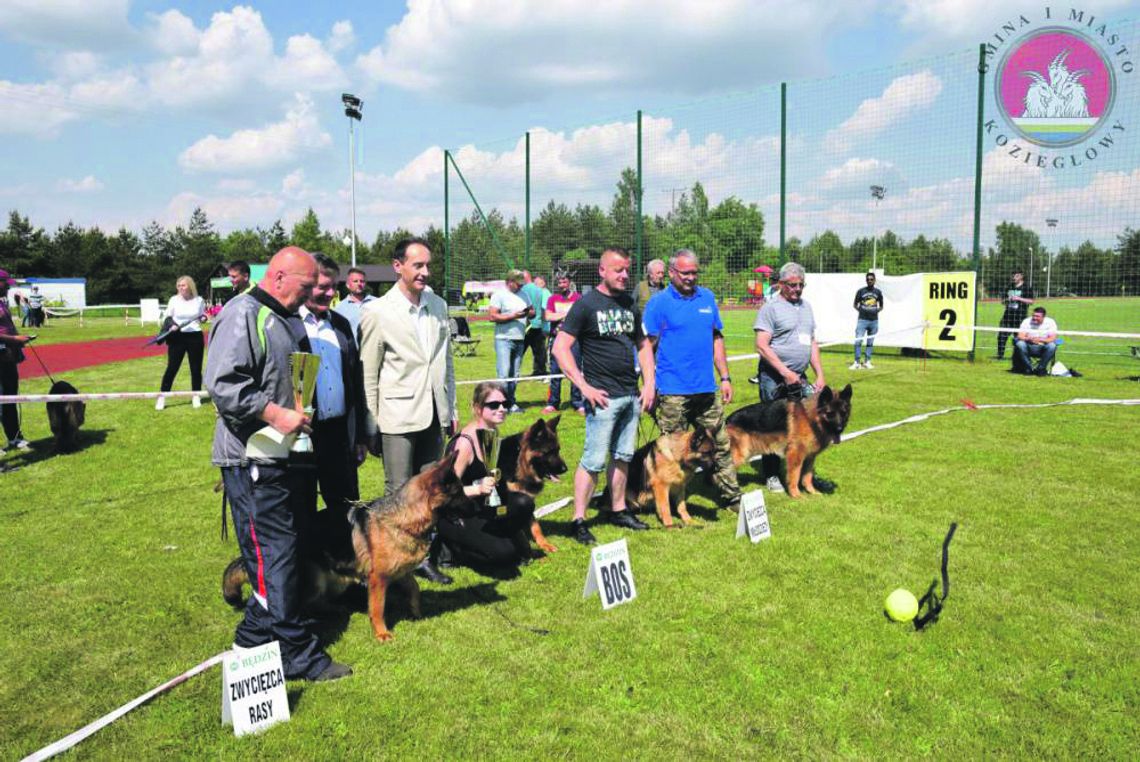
46, 380, 85, 452
223, 452, 467, 642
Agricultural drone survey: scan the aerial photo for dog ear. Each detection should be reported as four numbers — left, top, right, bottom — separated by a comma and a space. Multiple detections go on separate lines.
817, 386, 834, 404
548, 414, 561, 431
839, 383, 853, 401
435, 450, 460, 480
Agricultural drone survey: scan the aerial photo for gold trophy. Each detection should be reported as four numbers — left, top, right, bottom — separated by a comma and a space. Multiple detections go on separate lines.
476, 428, 505, 516
290, 351, 320, 454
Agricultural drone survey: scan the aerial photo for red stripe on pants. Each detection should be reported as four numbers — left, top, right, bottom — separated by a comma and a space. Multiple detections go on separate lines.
249, 519, 267, 599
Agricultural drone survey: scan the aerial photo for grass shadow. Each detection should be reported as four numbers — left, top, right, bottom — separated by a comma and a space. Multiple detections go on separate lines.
1, 427, 112, 468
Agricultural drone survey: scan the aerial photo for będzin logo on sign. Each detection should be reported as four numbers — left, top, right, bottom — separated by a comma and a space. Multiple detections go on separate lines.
984, 7, 1132, 169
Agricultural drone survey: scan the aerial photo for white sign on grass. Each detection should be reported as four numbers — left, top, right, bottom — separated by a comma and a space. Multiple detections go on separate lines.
583, 538, 637, 610
221, 641, 290, 736
736, 490, 772, 543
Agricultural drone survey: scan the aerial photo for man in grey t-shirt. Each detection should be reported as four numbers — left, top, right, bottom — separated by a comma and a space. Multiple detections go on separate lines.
752, 262, 828, 492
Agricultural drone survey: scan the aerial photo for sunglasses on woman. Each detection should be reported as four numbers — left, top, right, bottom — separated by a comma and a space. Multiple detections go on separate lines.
482, 400, 507, 410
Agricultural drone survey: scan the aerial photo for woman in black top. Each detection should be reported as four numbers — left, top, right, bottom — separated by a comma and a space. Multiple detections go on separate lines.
437, 382, 534, 570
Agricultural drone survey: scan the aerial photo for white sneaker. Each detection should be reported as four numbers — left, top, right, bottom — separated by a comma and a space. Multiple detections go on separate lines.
192, 395, 202, 409
7, 438, 30, 451
509, 404, 522, 414
849, 361, 861, 370
765, 475, 785, 493
863, 361, 874, 370
155, 395, 165, 411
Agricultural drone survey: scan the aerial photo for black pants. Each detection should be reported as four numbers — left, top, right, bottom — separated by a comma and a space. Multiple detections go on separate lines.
0, 362, 21, 441
223, 462, 330, 680
437, 510, 531, 568
524, 327, 548, 376
160, 331, 204, 392
298, 416, 361, 561
995, 310, 1023, 358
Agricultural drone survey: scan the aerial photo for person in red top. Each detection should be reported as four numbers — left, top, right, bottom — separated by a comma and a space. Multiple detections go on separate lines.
0, 270, 32, 451
542, 271, 584, 414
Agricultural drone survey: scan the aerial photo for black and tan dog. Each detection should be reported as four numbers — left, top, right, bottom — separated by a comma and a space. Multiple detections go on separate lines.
46, 380, 85, 452
726, 384, 852, 498
497, 415, 568, 554
615, 427, 718, 527
223, 452, 467, 642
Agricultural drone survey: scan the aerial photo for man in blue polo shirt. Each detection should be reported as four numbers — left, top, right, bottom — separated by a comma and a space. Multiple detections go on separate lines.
643, 249, 741, 512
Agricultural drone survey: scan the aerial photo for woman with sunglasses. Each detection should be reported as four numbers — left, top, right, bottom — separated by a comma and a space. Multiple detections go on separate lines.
435, 381, 535, 571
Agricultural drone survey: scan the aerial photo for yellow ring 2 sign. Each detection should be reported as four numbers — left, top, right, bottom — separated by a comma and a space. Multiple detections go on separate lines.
922, 272, 976, 352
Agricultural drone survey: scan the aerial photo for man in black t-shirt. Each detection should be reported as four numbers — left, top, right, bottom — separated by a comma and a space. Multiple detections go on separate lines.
553, 247, 656, 545
851, 273, 884, 370
996, 270, 1033, 359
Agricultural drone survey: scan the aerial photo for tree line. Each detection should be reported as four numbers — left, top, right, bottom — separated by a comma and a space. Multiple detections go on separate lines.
3, 169, 1138, 304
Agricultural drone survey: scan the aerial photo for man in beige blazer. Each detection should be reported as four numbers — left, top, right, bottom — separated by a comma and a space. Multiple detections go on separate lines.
359, 237, 457, 583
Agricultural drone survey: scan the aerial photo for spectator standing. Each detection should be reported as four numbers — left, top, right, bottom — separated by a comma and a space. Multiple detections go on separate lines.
359, 237, 457, 585
643, 250, 741, 512
634, 259, 666, 315
542, 272, 584, 414
0, 270, 31, 451
553, 247, 656, 545
25, 286, 44, 328
996, 270, 1033, 360
850, 272, 884, 370
488, 270, 531, 413
228, 260, 254, 296
1014, 307, 1059, 375
156, 275, 207, 411
298, 254, 368, 528
519, 274, 552, 377
753, 262, 829, 493
205, 247, 350, 682
333, 266, 377, 342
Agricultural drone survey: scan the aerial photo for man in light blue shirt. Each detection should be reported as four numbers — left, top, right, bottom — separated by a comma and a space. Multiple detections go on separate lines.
643, 249, 740, 512
488, 270, 531, 412
519, 273, 552, 377
333, 267, 376, 343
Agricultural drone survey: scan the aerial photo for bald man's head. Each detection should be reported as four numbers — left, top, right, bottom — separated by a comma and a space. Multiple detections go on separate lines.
261, 246, 318, 311
597, 247, 631, 295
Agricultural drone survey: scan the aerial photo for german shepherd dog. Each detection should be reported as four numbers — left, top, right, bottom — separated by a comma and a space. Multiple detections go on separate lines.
726, 384, 852, 498
46, 380, 85, 452
497, 415, 568, 554
618, 427, 718, 527
222, 452, 467, 642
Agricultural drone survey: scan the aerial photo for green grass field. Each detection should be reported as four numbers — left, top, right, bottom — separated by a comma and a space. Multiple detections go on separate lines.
2, 298, 1138, 759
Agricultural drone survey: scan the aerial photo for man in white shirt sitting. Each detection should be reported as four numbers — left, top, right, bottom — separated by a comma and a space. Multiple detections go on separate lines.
1014, 307, 1059, 376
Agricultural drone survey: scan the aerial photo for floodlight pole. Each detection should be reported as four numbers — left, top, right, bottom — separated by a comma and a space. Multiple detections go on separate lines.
342, 93, 364, 268
1045, 217, 1059, 298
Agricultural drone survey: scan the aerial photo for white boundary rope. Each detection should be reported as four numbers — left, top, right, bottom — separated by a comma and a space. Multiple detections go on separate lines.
21, 653, 225, 762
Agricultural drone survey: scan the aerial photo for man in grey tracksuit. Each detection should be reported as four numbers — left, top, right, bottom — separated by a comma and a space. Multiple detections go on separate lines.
205, 247, 351, 683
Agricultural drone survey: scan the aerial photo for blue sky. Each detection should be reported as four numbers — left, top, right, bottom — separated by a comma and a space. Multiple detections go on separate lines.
1, 0, 1136, 252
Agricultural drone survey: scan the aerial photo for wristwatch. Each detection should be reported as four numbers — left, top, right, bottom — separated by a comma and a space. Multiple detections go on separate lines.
720, 375, 731, 383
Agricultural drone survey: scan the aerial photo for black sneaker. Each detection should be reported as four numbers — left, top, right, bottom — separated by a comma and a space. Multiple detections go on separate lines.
724, 498, 741, 513
572, 519, 596, 546
414, 559, 453, 585
312, 660, 353, 682
607, 510, 649, 531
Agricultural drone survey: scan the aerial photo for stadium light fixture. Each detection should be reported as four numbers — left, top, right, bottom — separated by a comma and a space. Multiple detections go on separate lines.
1045, 217, 1059, 298
342, 93, 364, 267
870, 185, 886, 272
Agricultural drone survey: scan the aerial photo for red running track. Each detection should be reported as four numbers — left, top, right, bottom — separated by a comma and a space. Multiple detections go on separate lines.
22, 337, 169, 379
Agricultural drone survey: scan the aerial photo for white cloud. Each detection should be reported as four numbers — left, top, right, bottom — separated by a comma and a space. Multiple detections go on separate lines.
49, 51, 103, 81
148, 9, 200, 56
268, 34, 346, 92
282, 168, 307, 198
327, 20, 354, 54
357, 0, 874, 104
57, 175, 104, 192
0, 0, 133, 48
825, 70, 943, 153
165, 190, 285, 228
0, 80, 77, 136
215, 178, 257, 192
178, 94, 332, 173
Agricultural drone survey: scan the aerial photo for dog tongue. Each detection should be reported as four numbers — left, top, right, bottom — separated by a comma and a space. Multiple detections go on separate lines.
546, 474, 561, 483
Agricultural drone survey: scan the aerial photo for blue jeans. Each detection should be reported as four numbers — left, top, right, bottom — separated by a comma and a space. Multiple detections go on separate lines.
546, 334, 583, 410
1014, 340, 1056, 373
854, 318, 878, 362
580, 394, 640, 473
495, 337, 526, 406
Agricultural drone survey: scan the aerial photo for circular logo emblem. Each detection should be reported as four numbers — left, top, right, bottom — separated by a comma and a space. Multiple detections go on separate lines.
996, 27, 1116, 147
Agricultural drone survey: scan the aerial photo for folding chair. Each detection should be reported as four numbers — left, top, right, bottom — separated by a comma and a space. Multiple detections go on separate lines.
450, 316, 481, 357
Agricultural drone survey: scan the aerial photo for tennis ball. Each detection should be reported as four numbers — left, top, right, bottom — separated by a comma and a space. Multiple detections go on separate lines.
884, 588, 918, 622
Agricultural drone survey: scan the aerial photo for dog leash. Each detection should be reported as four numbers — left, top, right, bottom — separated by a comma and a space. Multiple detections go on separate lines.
25, 340, 57, 385
914, 522, 957, 631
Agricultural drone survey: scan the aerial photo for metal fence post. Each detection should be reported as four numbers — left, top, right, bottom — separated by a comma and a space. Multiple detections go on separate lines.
636, 109, 644, 276
780, 82, 787, 261
970, 44, 986, 359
